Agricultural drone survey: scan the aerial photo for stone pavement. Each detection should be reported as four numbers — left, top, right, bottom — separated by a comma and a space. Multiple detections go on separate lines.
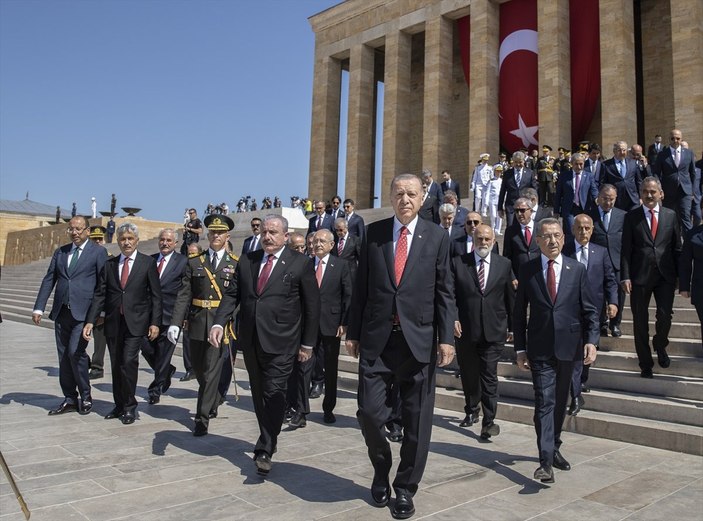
0, 320, 701, 521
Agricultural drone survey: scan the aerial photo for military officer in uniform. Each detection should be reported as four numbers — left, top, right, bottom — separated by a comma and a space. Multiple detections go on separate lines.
168, 214, 238, 436
88, 226, 110, 379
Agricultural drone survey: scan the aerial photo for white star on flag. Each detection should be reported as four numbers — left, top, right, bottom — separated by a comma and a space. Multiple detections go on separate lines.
509, 114, 539, 148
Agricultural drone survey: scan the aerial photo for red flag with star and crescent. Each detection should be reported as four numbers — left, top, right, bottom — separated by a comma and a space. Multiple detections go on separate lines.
498, 0, 538, 154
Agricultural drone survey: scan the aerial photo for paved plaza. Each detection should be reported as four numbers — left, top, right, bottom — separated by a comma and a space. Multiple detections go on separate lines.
0, 320, 701, 520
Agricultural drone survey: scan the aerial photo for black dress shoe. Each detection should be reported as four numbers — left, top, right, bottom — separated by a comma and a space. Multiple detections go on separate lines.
289, 411, 307, 428
284, 408, 295, 423
656, 349, 671, 368
553, 450, 571, 471
179, 370, 194, 382
121, 412, 136, 425
48, 400, 77, 416
610, 326, 622, 337
388, 427, 403, 443
371, 475, 391, 507
600, 325, 609, 337
148, 395, 160, 405
392, 493, 415, 519
309, 383, 323, 399
581, 384, 591, 393
480, 422, 500, 440
88, 369, 104, 380
254, 452, 272, 475
162, 364, 177, 393
568, 395, 584, 416
104, 408, 123, 420
323, 411, 336, 424
208, 409, 218, 419
459, 412, 480, 427
193, 422, 208, 436
641, 368, 654, 379
534, 465, 554, 483
78, 398, 93, 415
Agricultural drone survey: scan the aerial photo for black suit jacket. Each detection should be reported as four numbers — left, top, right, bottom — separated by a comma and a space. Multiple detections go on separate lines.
513, 255, 599, 361
498, 167, 537, 212
346, 213, 366, 239
588, 206, 626, 277
502, 221, 540, 277
652, 147, 697, 197
241, 235, 263, 255
347, 216, 455, 364
440, 180, 461, 204
418, 195, 440, 224
647, 143, 663, 166
331, 233, 361, 266
308, 213, 335, 235
152, 252, 187, 326
451, 233, 499, 257
554, 168, 598, 216
680, 224, 703, 306
621, 206, 681, 286
584, 157, 602, 180
452, 252, 515, 343
214, 248, 320, 355
562, 241, 618, 307
427, 181, 443, 202
88, 252, 162, 337
317, 256, 353, 337
600, 158, 643, 211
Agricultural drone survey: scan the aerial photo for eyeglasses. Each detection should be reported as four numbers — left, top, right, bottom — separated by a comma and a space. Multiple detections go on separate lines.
538, 233, 563, 241
515, 208, 531, 214
67, 228, 87, 233
465, 220, 481, 226
343, 205, 352, 208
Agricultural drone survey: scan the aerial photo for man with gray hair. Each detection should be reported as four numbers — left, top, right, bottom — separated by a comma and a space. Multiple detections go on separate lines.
421, 169, 443, 202
498, 150, 538, 227
438, 203, 458, 236
600, 141, 642, 211
83, 223, 162, 425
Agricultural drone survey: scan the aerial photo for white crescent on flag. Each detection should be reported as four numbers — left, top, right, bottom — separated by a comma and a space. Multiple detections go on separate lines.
499, 29, 538, 71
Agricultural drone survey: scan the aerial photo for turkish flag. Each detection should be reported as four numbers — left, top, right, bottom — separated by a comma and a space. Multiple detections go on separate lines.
499, 0, 538, 154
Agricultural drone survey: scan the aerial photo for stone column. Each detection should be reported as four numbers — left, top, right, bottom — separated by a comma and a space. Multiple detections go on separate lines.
345, 43, 376, 209
422, 15, 453, 177
468, 0, 500, 165
308, 53, 342, 201
599, 0, 637, 149
538, 0, 571, 149
670, 0, 703, 150
382, 30, 412, 204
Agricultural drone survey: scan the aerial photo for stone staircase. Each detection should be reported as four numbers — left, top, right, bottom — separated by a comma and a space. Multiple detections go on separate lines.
2, 236, 701, 456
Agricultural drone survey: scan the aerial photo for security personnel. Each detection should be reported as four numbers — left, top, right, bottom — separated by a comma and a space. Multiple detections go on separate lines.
168, 214, 238, 436
88, 226, 110, 379
536, 145, 555, 207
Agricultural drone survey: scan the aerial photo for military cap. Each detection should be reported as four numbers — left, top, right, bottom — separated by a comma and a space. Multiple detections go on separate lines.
204, 214, 234, 232
542, 145, 552, 152
89, 225, 106, 239
493, 163, 504, 171
479, 153, 490, 160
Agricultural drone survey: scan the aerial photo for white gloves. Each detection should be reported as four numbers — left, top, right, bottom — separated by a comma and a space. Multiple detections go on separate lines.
167, 326, 181, 345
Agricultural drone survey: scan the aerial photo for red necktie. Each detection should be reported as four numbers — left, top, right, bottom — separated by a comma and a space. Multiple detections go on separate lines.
257, 255, 275, 294
394, 226, 408, 285
650, 209, 658, 239
120, 257, 130, 289
525, 226, 532, 245
338, 237, 345, 254
157, 256, 165, 275
316, 259, 324, 287
547, 259, 557, 303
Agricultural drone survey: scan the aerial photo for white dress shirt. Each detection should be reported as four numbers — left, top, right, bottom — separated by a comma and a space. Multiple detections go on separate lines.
393, 215, 419, 255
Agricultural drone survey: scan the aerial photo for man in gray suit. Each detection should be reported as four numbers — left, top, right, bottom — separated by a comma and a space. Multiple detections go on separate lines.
33, 215, 108, 415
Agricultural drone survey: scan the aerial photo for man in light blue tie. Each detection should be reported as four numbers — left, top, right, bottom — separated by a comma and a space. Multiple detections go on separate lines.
599, 141, 642, 212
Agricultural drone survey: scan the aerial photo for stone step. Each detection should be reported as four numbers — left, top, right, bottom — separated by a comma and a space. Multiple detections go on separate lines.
335, 370, 703, 456
618, 319, 701, 339
597, 335, 702, 357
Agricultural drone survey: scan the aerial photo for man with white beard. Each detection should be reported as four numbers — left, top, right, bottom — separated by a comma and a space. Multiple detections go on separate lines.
450, 224, 516, 438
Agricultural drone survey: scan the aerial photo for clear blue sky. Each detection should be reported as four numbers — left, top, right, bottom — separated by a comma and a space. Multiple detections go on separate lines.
0, 0, 340, 222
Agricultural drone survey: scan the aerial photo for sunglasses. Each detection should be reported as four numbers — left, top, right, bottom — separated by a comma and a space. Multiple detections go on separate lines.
515, 208, 530, 214
466, 220, 481, 226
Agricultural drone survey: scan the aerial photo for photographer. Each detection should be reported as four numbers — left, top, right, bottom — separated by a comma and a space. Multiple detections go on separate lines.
180, 208, 203, 255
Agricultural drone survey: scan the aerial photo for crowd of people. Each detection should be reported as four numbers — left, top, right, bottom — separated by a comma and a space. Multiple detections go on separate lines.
30, 127, 702, 519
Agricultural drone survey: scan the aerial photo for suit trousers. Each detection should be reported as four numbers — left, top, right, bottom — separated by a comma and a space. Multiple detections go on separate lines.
54, 305, 91, 402
357, 331, 436, 497
530, 358, 574, 468
182, 333, 193, 372
570, 361, 590, 398
601, 285, 625, 329
218, 341, 235, 400
696, 305, 703, 351
663, 189, 693, 234
456, 336, 501, 426
312, 335, 342, 413
504, 208, 516, 228
140, 327, 176, 398
190, 338, 227, 428
285, 355, 314, 414
385, 381, 402, 432
630, 275, 675, 370
243, 332, 297, 456
106, 316, 143, 414
90, 323, 108, 371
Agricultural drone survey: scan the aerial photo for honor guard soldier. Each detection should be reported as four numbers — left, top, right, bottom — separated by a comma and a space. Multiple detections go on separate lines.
168, 214, 238, 436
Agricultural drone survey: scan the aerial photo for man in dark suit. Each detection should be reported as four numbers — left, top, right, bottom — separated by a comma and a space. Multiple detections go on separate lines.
554, 153, 599, 238
343, 199, 366, 239
520, 187, 552, 222
514, 217, 599, 483
600, 141, 643, 212
169, 215, 238, 435
440, 170, 461, 205
421, 169, 443, 202
443, 190, 468, 230
327, 195, 345, 220
584, 143, 602, 181
32, 216, 108, 415
498, 151, 538, 227
563, 215, 618, 415
621, 177, 682, 378
140, 229, 187, 405
83, 223, 162, 425
419, 180, 440, 224
588, 184, 627, 337
647, 134, 664, 167
503, 198, 540, 278
680, 198, 703, 348
296, 229, 353, 426
210, 215, 320, 475
346, 173, 455, 519
241, 217, 263, 255
451, 224, 515, 439
452, 211, 499, 257
652, 129, 697, 234
308, 200, 335, 235
331, 217, 361, 273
